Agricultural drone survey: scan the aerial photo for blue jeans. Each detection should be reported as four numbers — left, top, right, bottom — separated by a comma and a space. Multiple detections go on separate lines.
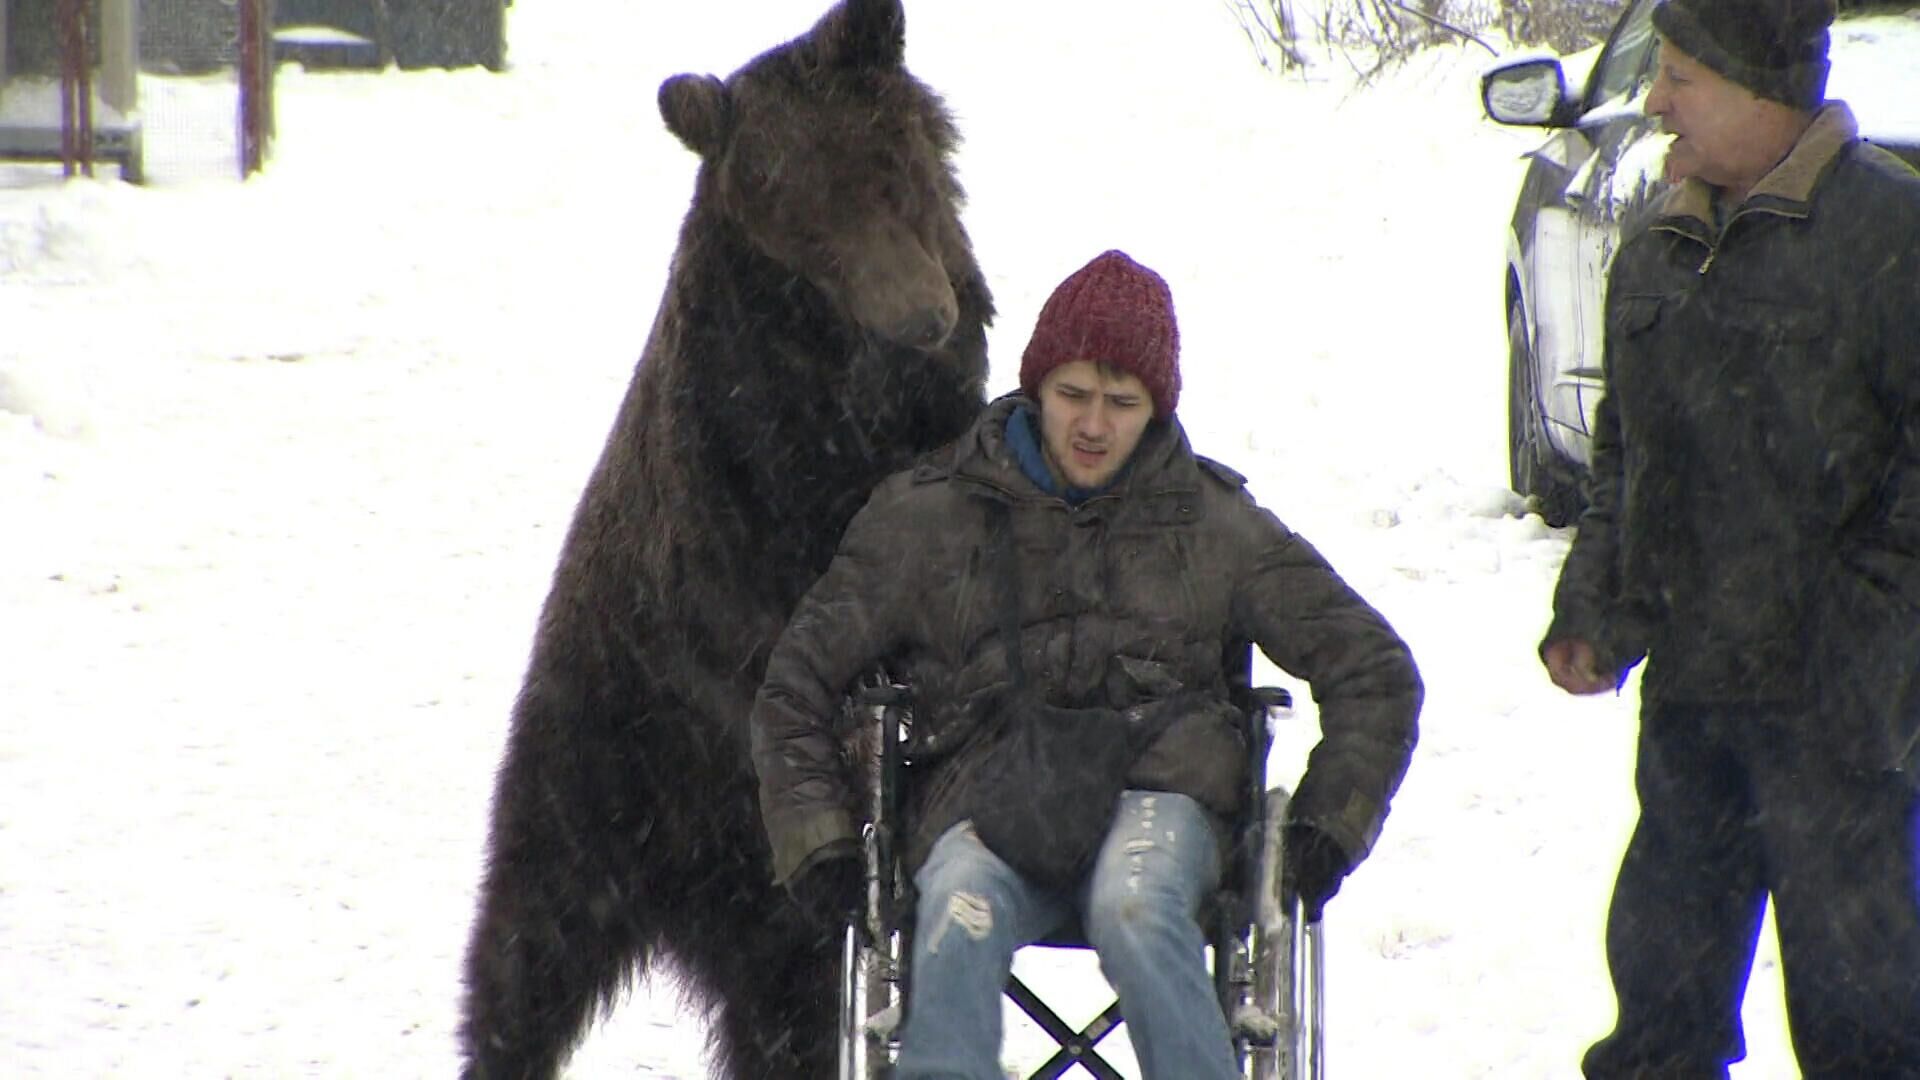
895, 790, 1239, 1080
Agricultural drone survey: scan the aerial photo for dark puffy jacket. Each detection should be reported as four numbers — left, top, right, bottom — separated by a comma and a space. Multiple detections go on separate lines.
751, 393, 1423, 883
1546, 103, 1920, 774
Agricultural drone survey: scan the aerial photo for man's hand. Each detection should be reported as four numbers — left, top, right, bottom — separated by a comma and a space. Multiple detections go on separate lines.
1280, 824, 1351, 922
1543, 638, 1617, 695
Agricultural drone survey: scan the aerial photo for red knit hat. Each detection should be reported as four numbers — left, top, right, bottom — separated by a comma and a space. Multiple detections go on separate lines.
1019, 250, 1181, 418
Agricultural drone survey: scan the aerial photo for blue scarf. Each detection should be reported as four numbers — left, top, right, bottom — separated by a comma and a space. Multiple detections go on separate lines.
1005, 403, 1117, 506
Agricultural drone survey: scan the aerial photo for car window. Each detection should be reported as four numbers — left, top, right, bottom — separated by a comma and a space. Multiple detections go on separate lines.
1583, 0, 1659, 113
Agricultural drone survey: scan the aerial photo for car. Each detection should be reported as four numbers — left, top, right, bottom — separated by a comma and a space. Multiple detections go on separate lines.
1479, 0, 1920, 525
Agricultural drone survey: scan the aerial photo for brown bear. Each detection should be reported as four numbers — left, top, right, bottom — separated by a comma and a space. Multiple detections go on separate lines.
457, 2, 992, 1078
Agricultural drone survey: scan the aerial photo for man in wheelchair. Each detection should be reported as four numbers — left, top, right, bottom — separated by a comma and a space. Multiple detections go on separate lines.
750, 249, 1423, 1079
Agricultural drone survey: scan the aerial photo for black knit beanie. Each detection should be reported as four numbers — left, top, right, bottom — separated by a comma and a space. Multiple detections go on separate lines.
1652, 0, 1835, 110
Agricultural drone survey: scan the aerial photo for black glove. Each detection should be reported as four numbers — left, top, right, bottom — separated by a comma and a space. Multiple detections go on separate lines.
786, 839, 865, 935
1279, 824, 1351, 922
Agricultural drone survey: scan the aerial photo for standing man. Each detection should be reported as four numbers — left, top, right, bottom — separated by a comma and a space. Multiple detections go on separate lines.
751, 250, 1422, 1079
1541, 1, 1920, 1076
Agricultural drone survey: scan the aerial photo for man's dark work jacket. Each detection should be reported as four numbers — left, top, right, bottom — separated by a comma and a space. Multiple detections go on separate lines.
1546, 103, 1920, 777
750, 392, 1423, 884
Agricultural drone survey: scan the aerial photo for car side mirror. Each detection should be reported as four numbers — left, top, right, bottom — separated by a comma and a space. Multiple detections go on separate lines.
1482, 58, 1575, 127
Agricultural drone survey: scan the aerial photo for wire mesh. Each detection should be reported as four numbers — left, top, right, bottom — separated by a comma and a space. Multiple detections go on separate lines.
137, 0, 270, 182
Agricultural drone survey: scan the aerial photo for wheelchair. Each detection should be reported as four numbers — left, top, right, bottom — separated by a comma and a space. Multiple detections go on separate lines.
831, 650, 1327, 1080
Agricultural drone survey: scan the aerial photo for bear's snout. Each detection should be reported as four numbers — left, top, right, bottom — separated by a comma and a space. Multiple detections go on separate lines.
889, 295, 959, 350
835, 231, 959, 351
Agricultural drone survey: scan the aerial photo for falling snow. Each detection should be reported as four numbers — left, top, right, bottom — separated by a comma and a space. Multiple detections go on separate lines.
0, 1, 1822, 1076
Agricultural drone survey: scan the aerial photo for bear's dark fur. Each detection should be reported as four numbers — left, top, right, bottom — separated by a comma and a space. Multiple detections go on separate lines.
458, 2, 991, 1077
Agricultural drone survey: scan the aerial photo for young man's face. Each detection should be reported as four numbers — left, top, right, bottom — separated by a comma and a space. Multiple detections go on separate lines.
1646, 39, 1798, 195
1035, 360, 1154, 491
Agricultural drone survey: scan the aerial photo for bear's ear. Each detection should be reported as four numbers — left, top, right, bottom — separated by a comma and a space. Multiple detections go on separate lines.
659, 74, 732, 157
827, 0, 905, 69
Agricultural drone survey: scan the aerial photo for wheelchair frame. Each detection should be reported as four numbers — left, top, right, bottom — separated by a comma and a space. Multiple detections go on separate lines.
833, 655, 1326, 1080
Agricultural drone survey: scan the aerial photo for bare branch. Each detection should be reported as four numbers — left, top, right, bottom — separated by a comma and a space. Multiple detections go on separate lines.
1384, 0, 1501, 55
1222, 0, 1310, 71
1231, 0, 1619, 79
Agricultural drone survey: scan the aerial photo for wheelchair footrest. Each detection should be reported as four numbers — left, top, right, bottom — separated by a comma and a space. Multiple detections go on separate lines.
1231, 1004, 1285, 1046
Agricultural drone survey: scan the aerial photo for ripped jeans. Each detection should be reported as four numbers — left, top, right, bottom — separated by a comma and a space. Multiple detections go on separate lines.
895, 790, 1239, 1080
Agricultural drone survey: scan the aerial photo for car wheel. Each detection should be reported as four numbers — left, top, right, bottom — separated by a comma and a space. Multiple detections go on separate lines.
1508, 301, 1585, 527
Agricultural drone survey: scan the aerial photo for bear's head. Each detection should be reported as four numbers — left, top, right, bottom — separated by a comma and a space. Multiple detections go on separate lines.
658, 0, 979, 354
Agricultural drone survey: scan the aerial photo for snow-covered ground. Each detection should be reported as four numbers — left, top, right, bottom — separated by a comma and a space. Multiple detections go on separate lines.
0, 1, 1801, 1076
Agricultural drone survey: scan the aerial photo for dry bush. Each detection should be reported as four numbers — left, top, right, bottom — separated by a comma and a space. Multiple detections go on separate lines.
1498, 0, 1624, 53
1225, 0, 1309, 72
1228, 0, 1623, 75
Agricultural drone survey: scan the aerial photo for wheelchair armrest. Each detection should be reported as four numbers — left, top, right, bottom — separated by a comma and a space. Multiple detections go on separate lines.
855, 683, 912, 707
1250, 686, 1292, 712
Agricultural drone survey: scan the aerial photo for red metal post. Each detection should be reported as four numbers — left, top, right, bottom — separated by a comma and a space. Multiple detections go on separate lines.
55, 0, 97, 178
78, 0, 94, 176
237, 0, 270, 176
57, 0, 77, 175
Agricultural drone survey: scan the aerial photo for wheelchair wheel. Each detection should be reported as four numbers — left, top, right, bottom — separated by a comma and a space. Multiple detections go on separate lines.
836, 925, 896, 1080
1245, 785, 1326, 1080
